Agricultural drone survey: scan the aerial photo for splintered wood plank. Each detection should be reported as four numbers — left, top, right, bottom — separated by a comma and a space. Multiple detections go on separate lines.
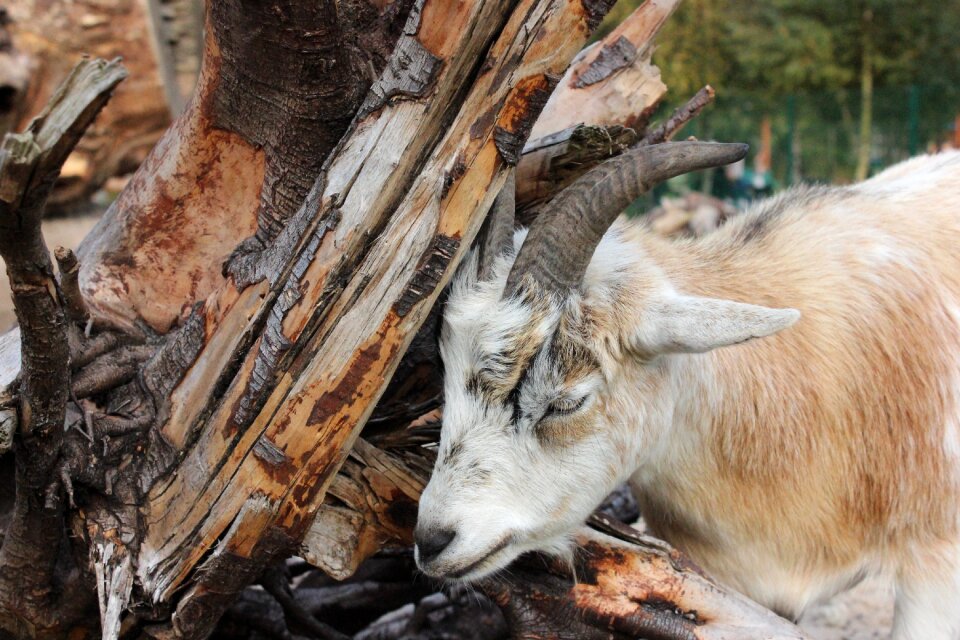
137, 0, 611, 601
530, 0, 680, 139
301, 440, 433, 579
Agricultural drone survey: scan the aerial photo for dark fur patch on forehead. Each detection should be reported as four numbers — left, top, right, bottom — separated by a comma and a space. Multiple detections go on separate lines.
551, 306, 602, 382
467, 298, 602, 437
469, 293, 557, 404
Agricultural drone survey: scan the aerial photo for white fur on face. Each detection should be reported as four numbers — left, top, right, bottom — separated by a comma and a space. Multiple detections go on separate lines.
416, 227, 799, 583
416, 235, 634, 581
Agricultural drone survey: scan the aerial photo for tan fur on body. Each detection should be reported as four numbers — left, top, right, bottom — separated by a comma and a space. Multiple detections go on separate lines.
417, 152, 960, 638
617, 153, 960, 622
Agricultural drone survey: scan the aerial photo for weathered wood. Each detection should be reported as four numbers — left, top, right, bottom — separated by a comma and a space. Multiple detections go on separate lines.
517, 123, 640, 219
643, 84, 717, 145
0, 328, 19, 455
76, 0, 412, 334
53, 247, 89, 325
136, 1, 614, 614
530, 0, 680, 139
486, 527, 810, 640
302, 439, 434, 579
513, 85, 717, 225
88, 502, 136, 640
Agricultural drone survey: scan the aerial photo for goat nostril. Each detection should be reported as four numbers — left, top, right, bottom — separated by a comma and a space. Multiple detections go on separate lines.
415, 527, 456, 563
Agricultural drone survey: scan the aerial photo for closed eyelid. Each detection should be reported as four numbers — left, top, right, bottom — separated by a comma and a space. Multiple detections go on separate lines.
546, 394, 588, 416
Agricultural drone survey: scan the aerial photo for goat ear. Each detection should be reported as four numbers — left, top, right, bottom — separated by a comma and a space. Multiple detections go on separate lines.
633, 294, 800, 355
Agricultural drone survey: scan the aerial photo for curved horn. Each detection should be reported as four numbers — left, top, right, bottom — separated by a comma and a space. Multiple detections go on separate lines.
506, 141, 748, 294
477, 169, 516, 281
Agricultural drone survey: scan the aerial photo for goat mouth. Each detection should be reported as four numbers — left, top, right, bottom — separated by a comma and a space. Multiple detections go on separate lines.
445, 536, 513, 581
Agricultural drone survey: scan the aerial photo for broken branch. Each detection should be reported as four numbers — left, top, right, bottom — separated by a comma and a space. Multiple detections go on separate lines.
642, 85, 717, 145
0, 56, 126, 636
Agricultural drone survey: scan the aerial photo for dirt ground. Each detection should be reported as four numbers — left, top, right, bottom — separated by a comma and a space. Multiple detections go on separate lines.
800, 577, 893, 639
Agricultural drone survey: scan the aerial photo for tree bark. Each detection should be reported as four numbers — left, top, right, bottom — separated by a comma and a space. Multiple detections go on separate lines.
0, 57, 127, 638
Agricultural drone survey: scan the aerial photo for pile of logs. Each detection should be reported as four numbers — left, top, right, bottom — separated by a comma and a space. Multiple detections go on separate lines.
0, 0, 810, 638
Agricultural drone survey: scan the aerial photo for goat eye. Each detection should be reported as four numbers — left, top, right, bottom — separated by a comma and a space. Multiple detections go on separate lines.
545, 395, 587, 417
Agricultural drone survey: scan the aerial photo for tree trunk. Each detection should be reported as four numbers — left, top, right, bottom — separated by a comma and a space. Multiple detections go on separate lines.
0, 1, 810, 638
854, 5, 874, 181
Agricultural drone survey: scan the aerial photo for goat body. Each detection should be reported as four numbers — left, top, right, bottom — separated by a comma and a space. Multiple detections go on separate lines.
416, 150, 960, 640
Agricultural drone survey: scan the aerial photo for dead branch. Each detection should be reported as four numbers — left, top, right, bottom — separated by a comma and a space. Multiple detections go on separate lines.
642, 85, 717, 145
485, 527, 809, 640
53, 247, 88, 326
516, 123, 640, 224
0, 57, 126, 636
259, 565, 350, 640
70, 344, 155, 399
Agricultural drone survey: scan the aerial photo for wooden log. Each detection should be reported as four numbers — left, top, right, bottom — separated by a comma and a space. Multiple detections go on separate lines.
516, 123, 640, 220
75, 0, 408, 334
487, 527, 810, 640
302, 439, 435, 580
514, 84, 717, 224
0, 327, 18, 455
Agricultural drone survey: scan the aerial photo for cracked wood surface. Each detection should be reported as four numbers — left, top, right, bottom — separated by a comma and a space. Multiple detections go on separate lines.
134, 0, 611, 607
75, 0, 413, 335
488, 527, 809, 640
530, 0, 681, 139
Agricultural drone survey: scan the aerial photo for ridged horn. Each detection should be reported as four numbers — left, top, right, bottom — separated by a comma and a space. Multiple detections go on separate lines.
477, 169, 516, 281
505, 141, 749, 295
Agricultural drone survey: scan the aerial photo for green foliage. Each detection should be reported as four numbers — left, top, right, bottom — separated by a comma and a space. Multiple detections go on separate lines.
599, 0, 960, 185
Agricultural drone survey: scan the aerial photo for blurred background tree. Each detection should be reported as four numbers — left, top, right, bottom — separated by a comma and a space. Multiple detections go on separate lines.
599, 0, 960, 190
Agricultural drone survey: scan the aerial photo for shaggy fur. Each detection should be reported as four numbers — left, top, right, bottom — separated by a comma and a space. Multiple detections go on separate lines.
416, 151, 960, 639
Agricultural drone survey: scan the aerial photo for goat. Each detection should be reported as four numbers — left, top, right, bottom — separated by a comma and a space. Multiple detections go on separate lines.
414, 141, 960, 639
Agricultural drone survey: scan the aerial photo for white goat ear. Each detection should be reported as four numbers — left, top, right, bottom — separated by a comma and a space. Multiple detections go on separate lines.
634, 294, 800, 355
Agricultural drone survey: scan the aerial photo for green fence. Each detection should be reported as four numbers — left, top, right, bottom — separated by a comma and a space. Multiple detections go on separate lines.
689, 84, 958, 189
